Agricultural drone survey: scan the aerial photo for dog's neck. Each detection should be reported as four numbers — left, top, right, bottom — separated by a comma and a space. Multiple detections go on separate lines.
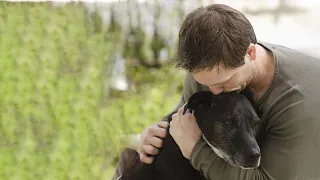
202, 134, 228, 160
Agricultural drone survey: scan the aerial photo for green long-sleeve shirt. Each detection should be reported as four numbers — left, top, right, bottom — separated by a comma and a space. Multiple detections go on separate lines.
174, 41, 320, 180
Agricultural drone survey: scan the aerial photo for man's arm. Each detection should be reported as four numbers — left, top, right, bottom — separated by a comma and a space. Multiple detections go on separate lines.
189, 102, 320, 180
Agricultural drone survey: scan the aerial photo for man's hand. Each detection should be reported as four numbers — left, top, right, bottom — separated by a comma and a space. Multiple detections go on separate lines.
138, 121, 169, 164
169, 106, 202, 159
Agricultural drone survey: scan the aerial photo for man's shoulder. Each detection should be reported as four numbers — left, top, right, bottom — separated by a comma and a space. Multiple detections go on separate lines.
259, 40, 320, 91
258, 41, 320, 119
259, 41, 320, 61
258, 40, 320, 59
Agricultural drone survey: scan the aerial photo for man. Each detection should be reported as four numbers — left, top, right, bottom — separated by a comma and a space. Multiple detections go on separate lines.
112, 3, 320, 180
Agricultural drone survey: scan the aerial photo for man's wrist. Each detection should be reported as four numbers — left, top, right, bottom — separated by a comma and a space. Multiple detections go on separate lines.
189, 135, 205, 161
184, 136, 201, 159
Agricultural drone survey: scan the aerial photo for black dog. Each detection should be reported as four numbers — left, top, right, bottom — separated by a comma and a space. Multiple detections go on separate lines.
119, 91, 261, 180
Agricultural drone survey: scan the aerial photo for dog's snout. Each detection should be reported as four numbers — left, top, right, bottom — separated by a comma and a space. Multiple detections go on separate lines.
246, 147, 261, 164
237, 147, 261, 169
248, 150, 260, 160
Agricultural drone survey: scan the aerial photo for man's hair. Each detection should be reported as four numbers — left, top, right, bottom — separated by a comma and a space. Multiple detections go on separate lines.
176, 4, 257, 73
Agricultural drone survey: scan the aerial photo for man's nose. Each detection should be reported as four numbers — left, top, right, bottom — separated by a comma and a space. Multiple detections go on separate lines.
209, 86, 223, 95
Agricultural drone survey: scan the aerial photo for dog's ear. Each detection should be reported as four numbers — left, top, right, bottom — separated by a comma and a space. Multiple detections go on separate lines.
186, 92, 213, 111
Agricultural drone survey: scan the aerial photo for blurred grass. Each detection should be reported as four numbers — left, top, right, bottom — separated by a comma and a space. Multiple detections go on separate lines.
0, 2, 185, 180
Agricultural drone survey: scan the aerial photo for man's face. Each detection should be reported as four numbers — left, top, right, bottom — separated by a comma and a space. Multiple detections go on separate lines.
192, 59, 251, 95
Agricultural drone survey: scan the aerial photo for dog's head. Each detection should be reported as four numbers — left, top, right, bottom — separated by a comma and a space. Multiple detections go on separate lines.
184, 91, 261, 169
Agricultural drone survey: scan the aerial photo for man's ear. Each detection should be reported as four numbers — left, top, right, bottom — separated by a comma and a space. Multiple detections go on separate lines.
246, 43, 256, 61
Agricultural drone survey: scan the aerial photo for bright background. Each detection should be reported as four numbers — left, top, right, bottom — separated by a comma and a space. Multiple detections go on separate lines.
1, 0, 319, 179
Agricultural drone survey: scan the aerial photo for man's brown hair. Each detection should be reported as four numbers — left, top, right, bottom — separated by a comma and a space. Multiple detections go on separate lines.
176, 4, 257, 73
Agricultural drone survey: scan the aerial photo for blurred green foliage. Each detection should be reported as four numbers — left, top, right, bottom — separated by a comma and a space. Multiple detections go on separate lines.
0, 2, 185, 180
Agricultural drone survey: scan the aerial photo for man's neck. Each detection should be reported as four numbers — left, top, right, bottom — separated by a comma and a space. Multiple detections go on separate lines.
248, 44, 275, 103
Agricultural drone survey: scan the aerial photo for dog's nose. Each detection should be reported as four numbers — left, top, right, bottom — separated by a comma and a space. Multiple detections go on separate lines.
247, 148, 261, 161
249, 152, 260, 160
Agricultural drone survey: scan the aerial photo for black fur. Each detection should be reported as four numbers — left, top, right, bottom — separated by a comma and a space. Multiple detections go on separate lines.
120, 91, 260, 180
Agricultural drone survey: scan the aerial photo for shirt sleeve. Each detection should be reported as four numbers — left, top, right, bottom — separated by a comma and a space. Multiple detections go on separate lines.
189, 101, 320, 180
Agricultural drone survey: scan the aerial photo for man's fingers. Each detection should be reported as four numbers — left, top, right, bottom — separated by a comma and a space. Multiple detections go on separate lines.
140, 153, 154, 164
178, 105, 184, 114
157, 121, 169, 129
186, 111, 194, 119
149, 136, 163, 148
183, 102, 188, 107
169, 121, 174, 134
144, 145, 159, 155
155, 127, 167, 139
147, 124, 167, 139
147, 126, 162, 136
171, 113, 177, 119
